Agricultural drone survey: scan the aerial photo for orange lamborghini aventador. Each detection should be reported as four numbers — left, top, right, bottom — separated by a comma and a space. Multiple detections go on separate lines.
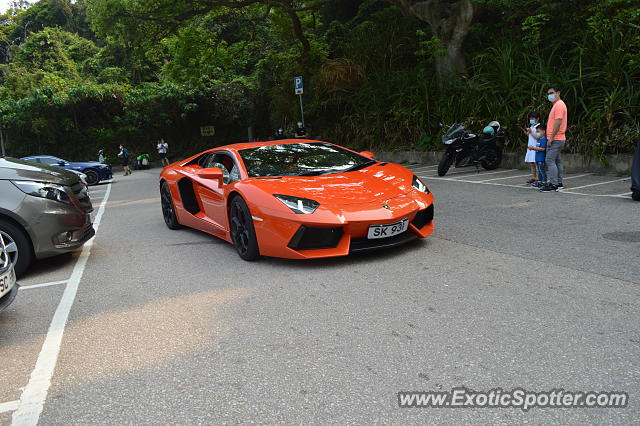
159, 140, 434, 260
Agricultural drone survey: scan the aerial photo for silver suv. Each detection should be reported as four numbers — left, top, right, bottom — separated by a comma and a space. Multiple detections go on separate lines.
0, 157, 94, 277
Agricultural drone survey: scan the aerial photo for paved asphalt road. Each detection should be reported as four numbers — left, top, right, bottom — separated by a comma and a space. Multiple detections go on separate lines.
1, 166, 639, 424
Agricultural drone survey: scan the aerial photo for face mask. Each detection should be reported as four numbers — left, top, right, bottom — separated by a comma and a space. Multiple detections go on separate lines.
529, 119, 537, 125
535, 132, 541, 138
548, 93, 556, 102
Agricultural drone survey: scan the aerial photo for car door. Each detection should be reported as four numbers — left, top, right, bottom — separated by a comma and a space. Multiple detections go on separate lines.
195, 153, 238, 232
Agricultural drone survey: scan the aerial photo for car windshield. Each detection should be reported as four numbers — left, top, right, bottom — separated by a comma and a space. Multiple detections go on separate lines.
239, 142, 375, 177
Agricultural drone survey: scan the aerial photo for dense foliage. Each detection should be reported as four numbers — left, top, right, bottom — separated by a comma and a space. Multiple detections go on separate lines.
0, 0, 638, 162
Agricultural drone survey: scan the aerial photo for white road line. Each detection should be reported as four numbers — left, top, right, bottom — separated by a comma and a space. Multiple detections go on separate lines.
11, 183, 112, 426
567, 178, 629, 190
19, 281, 68, 291
561, 191, 631, 198
479, 173, 531, 182
407, 164, 438, 171
424, 169, 517, 179
562, 173, 592, 180
0, 401, 19, 414
614, 192, 632, 197
424, 176, 526, 189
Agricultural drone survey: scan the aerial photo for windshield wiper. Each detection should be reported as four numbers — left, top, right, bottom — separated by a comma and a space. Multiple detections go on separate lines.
298, 169, 333, 176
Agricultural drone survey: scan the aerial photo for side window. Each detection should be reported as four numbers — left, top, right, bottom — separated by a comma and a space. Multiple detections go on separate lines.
40, 157, 58, 165
206, 153, 240, 185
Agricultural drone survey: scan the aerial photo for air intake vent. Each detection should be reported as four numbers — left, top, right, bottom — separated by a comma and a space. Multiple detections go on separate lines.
288, 226, 343, 250
411, 204, 434, 229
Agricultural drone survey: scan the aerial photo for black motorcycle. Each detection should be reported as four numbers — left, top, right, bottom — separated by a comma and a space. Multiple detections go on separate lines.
437, 121, 504, 177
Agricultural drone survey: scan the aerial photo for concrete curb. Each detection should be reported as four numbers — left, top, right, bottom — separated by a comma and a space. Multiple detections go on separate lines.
375, 151, 633, 175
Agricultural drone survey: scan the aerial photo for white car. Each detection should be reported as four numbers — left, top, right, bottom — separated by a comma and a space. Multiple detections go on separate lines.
0, 234, 18, 312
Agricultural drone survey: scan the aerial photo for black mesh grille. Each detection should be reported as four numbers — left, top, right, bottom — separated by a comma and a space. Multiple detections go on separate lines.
411, 204, 434, 229
288, 226, 343, 250
350, 231, 417, 253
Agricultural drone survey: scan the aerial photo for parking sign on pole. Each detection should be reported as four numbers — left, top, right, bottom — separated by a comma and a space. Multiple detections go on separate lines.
294, 76, 305, 127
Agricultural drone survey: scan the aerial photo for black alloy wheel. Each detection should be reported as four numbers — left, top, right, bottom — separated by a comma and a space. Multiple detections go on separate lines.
160, 182, 181, 229
229, 196, 260, 261
84, 169, 100, 186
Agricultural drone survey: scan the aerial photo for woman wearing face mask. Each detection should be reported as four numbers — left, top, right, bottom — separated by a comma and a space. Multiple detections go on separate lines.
523, 112, 543, 184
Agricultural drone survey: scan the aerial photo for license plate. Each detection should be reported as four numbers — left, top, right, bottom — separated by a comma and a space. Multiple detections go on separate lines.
367, 218, 409, 239
0, 267, 16, 298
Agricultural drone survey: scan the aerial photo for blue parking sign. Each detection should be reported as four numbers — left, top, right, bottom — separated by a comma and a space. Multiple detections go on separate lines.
294, 76, 303, 95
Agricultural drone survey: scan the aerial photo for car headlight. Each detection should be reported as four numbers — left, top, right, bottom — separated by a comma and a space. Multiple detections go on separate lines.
412, 176, 430, 194
11, 180, 73, 205
443, 139, 455, 145
273, 194, 319, 214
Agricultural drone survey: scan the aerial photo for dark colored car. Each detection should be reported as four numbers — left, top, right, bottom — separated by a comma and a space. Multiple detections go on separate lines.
21, 155, 112, 186
0, 157, 94, 277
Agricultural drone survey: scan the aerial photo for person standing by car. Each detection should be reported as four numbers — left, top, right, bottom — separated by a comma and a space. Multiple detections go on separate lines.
274, 128, 286, 140
294, 122, 308, 139
540, 85, 568, 192
157, 138, 170, 166
118, 144, 132, 176
98, 149, 105, 164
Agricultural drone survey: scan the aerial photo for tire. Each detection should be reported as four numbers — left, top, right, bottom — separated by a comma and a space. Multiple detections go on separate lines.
229, 196, 260, 261
160, 182, 181, 229
481, 147, 502, 170
438, 152, 454, 176
632, 190, 640, 201
0, 218, 33, 278
84, 169, 100, 186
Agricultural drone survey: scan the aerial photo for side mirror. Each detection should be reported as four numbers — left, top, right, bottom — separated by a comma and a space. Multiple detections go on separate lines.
57, 160, 66, 166
197, 167, 223, 181
359, 151, 375, 159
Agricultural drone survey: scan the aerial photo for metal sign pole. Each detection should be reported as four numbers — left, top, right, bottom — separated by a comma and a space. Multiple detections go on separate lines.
0, 126, 5, 158
298, 94, 305, 128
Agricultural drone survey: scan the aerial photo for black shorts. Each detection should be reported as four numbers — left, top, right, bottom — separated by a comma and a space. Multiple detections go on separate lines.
159, 152, 167, 159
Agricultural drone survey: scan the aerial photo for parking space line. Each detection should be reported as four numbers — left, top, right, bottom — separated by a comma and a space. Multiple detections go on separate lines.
479, 173, 531, 182
562, 173, 592, 180
0, 401, 19, 414
614, 192, 632, 197
407, 164, 438, 172
18, 281, 67, 291
11, 183, 112, 426
424, 169, 518, 179
567, 178, 629, 190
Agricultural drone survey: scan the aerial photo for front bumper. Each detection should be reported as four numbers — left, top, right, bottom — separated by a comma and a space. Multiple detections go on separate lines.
9, 190, 95, 260
0, 282, 19, 313
253, 191, 434, 259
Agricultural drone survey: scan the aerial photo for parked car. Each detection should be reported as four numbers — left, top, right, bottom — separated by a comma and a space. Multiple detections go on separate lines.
160, 139, 434, 261
0, 157, 94, 277
0, 235, 18, 313
21, 155, 112, 186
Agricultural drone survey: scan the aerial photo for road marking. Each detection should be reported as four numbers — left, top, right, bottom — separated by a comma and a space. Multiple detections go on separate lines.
11, 183, 112, 426
18, 281, 67, 291
430, 169, 518, 179
562, 173, 592, 180
407, 164, 438, 172
614, 192, 632, 197
479, 173, 531, 182
0, 401, 19, 414
567, 178, 629, 190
